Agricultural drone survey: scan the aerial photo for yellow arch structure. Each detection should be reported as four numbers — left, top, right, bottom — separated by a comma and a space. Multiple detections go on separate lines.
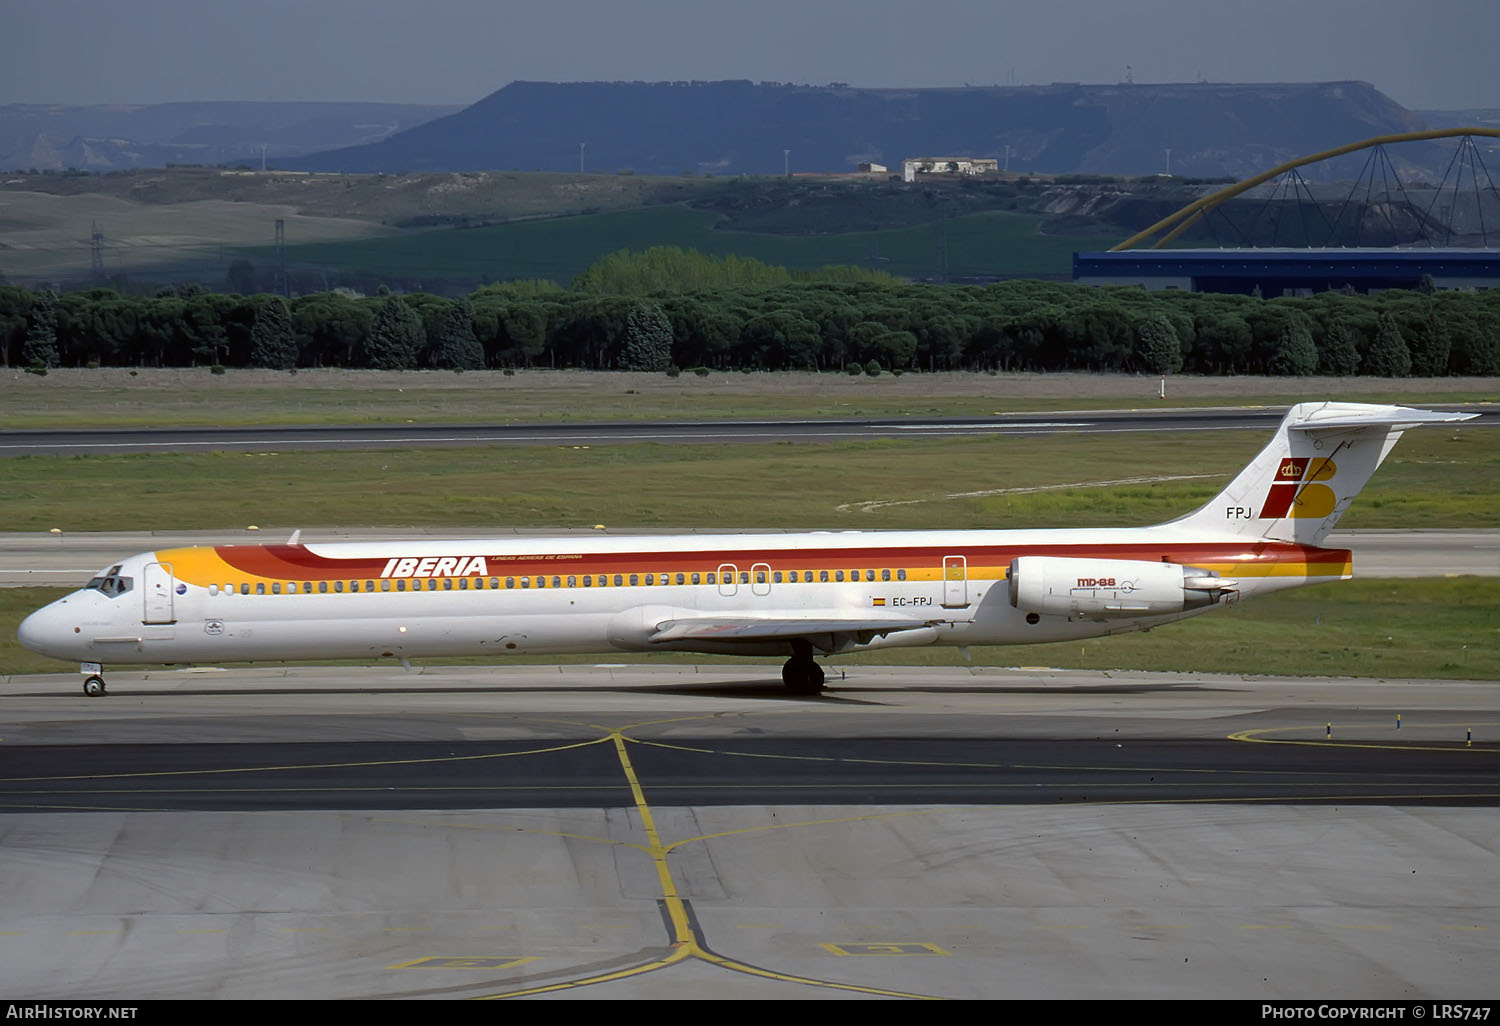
1111, 127, 1500, 251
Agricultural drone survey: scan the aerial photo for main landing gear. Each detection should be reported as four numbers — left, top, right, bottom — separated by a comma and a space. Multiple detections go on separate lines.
781, 639, 826, 695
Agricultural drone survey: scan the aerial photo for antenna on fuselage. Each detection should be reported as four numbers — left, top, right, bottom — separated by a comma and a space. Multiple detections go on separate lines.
287, 529, 302, 546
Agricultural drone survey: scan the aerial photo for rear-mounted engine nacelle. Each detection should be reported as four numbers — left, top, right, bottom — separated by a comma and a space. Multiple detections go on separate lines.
1009, 556, 1235, 619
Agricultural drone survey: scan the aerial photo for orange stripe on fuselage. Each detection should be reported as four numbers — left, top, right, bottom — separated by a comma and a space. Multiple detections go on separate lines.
158, 542, 1352, 588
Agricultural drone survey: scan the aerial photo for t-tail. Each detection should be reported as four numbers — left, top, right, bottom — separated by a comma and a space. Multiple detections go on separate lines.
1166, 402, 1477, 546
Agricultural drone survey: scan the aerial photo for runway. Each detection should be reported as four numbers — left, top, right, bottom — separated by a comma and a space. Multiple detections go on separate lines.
2, 404, 1495, 455
0, 665, 1494, 1000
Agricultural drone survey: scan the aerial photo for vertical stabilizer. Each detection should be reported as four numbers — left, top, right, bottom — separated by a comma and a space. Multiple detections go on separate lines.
1166, 403, 1476, 545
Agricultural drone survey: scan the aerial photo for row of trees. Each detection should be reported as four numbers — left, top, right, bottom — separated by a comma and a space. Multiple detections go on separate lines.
4, 249, 1499, 375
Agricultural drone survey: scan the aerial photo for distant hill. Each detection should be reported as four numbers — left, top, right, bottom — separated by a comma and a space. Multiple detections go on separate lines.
0, 101, 461, 172
291, 79, 1439, 179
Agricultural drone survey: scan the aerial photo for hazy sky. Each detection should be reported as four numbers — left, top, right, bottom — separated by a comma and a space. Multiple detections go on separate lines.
4, 0, 1496, 111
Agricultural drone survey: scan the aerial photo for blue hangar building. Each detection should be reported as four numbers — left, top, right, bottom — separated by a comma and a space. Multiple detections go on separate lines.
1073, 248, 1500, 295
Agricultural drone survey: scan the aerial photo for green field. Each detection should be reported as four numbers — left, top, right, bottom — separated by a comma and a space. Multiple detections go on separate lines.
3, 428, 1496, 534
256, 205, 1119, 283
5, 578, 1497, 681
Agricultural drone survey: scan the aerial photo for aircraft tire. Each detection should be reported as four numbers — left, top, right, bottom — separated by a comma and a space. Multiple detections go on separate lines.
82, 675, 106, 697
781, 658, 825, 695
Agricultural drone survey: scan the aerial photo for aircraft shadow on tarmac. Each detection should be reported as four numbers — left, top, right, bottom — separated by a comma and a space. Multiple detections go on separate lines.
10, 678, 1243, 701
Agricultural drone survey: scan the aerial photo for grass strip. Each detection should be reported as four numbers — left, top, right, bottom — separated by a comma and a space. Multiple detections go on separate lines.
3, 429, 1495, 534
3, 368, 1496, 430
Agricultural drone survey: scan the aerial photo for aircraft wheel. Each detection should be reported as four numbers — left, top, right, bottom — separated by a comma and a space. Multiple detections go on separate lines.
781, 658, 824, 695
82, 675, 106, 697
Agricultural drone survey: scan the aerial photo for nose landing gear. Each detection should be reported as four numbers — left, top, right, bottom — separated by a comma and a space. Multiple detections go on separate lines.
79, 663, 107, 697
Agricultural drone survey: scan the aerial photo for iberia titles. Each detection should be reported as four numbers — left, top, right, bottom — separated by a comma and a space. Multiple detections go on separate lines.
379, 556, 489, 579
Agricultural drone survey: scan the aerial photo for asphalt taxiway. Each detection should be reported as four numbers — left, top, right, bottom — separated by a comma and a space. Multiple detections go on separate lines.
0, 665, 1493, 1000
1, 404, 1494, 456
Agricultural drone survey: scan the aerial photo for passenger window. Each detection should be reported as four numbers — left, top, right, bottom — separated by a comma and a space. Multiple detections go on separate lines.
443, 578, 453, 590
881, 569, 891, 582
319, 581, 329, 594
614, 574, 623, 587
335, 581, 344, 593
691, 573, 700, 585
773, 571, 782, 583
303, 582, 312, 594
520, 577, 529, 588
459, 578, 469, 590
381, 580, 391, 592
396, 580, 406, 592
756, 570, 767, 584
897, 569, 907, 581
820, 570, 830, 582
567, 576, 577, 588
366, 580, 375, 591
272, 582, 282, 594
644, 573, 653, 586
706, 572, 715, 585
551, 576, 561, 589
676, 573, 685, 585
241, 583, 250, 595
255, 583, 266, 595
740, 571, 750, 584
535, 576, 545, 589
630, 574, 639, 586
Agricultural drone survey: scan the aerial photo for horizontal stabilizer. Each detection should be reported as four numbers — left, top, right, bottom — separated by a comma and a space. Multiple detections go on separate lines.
1288, 404, 1478, 433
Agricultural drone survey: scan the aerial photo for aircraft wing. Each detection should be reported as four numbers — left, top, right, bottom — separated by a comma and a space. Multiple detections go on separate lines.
649, 615, 938, 644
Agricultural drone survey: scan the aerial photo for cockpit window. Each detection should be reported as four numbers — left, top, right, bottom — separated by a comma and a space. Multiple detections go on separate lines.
86, 566, 134, 598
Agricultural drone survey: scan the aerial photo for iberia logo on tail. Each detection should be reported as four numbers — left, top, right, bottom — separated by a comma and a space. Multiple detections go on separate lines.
1260, 457, 1338, 518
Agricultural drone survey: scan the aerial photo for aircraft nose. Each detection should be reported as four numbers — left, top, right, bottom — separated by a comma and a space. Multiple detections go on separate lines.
17, 602, 69, 658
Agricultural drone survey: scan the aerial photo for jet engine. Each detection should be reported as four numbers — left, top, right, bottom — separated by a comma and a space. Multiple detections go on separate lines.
1008, 556, 1235, 619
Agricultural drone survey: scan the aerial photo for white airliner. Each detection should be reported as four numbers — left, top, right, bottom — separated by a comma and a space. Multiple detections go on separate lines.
17, 402, 1475, 696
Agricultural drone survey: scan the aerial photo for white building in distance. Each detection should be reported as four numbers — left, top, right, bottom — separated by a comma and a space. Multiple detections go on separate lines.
902, 157, 1000, 182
